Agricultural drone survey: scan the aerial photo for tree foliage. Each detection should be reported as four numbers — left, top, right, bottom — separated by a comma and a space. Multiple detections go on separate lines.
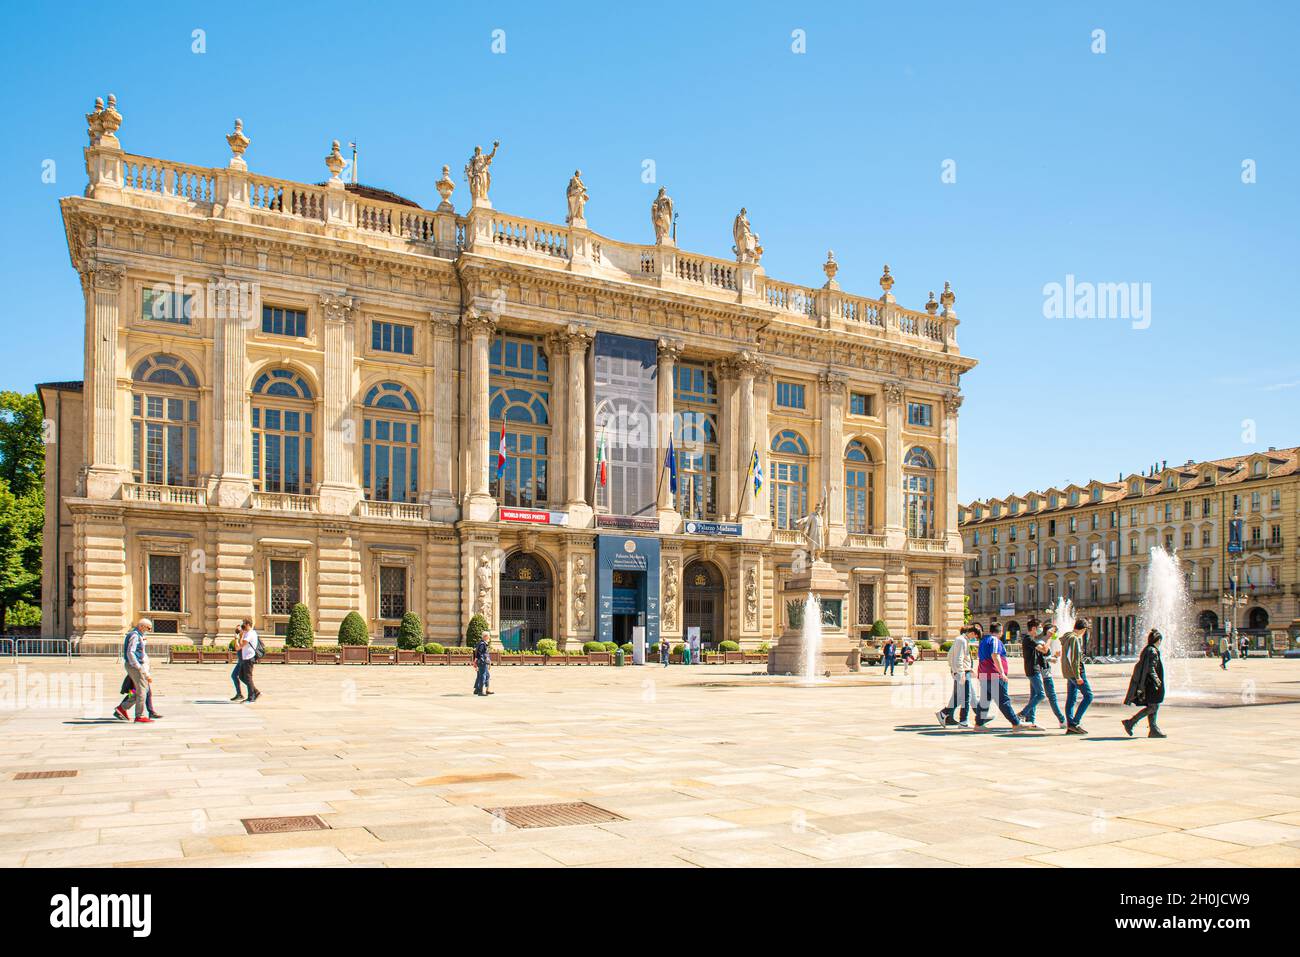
0, 392, 44, 631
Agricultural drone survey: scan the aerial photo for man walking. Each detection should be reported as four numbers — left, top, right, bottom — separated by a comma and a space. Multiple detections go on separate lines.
113, 617, 154, 723
936, 623, 977, 728
1060, 616, 1094, 734
237, 618, 261, 703
660, 639, 670, 667
975, 623, 1032, 731
1017, 618, 1065, 729
473, 631, 493, 695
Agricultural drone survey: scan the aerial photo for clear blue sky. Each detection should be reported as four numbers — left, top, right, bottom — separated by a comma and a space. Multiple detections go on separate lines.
3, 1, 1296, 502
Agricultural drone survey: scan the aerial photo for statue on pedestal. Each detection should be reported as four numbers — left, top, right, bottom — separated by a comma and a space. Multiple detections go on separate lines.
651, 187, 674, 244
731, 207, 763, 263
465, 140, 500, 205
795, 500, 826, 564
566, 170, 588, 224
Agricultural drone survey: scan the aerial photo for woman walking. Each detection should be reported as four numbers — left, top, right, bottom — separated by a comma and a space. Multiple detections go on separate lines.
1122, 629, 1166, 738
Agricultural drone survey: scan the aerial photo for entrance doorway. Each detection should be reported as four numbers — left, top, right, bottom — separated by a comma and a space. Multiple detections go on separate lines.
499, 553, 551, 651
683, 561, 724, 648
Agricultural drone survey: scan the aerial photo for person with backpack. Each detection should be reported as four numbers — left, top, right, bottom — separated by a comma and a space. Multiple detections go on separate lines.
1017, 618, 1064, 729
1060, 617, 1094, 734
236, 618, 262, 703
113, 618, 155, 723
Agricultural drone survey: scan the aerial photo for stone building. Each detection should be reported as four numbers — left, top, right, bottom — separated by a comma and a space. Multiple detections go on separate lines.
41, 97, 976, 649
960, 448, 1300, 653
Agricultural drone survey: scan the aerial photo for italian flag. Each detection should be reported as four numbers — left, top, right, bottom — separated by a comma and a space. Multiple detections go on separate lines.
495, 423, 507, 479
596, 428, 608, 487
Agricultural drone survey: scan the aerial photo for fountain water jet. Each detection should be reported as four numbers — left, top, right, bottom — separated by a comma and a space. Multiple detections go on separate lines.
1137, 545, 1196, 693
800, 591, 824, 682
1050, 596, 1076, 642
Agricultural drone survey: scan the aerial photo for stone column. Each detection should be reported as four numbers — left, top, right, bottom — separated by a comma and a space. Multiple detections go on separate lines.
211, 279, 255, 507
820, 372, 848, 542
318, 293, 361, 515
942, 391, 963, 552
564, 326, 594, 524
717, 361, 738, 519
81, 261, 126, 500
462, 308, 498, 522
883, 380, 906, 549
545, 332, 568, 508
428, 312, 459, 521
733, 351, 769, 531
656, 338, 683, 529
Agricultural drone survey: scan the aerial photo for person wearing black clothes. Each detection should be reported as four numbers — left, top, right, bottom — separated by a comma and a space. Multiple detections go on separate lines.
1122, 629, 1167, 738
473, 634, 493, 696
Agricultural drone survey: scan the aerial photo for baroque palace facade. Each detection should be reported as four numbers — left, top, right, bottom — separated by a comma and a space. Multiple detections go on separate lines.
960, 448, 1300, 654
41, 96, 976, 649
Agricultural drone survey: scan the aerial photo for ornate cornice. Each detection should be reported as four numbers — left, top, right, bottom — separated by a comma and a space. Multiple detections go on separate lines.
81, 260, 125, 292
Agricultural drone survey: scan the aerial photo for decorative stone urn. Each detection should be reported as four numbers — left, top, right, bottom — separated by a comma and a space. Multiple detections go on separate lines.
768, 559, 859, 675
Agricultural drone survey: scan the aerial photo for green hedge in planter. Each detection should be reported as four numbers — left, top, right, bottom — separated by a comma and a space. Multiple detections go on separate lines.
718, 640, 740, 652
448, 646, 474, 655
671, 644, 686, 655
369, 645, 397, 654
465, 614, 488, 647
170, 645, 199, 652
536, 638, 558, 657
582, 640, 606, 654
314, 645, 341, 654
601, 641, 618, 653
756, 642, 771, 653
285, 603, 314, 648
338, 612, 369, 646
915, 640, 933, 650
940, 640, 954, 652
618, 642, 633, 654
396, 612, 424, 650
423, 642, 446, 655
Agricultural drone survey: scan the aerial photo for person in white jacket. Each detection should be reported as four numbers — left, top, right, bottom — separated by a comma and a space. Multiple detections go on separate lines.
936, 623, 978, 728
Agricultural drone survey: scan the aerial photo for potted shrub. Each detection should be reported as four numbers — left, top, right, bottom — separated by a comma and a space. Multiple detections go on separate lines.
915, 639, 935, 660
671, 643, 686, 663
339, 611, 370, 663
719, 639, 743, 663
465, 613, 488, 649
284, 603, 316, 663
744, 642, 770, 663
169, 644, 200, 663
537, 638, 563, 664
369, 644, 397, 664
261, 643, 285, 664
448, 646, 474, 671
396, 612, 424, 663
583, 640, 610, 664
314, 643, 341, 664
421, 642, 447, 664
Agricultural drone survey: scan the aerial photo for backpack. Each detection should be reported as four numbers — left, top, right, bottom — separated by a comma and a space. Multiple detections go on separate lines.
253, 633, 265, 660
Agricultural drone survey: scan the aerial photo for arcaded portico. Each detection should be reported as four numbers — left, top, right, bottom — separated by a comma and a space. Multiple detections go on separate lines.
42, 96, 977, 649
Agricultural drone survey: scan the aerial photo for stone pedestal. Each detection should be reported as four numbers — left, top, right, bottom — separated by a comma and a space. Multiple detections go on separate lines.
768, 559, 859, 676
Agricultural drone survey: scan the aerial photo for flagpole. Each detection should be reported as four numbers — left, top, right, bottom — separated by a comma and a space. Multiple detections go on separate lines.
735, 442, 757, 519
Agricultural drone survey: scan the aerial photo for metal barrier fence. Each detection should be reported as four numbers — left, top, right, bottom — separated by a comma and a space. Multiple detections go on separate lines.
1, 636, 72, 657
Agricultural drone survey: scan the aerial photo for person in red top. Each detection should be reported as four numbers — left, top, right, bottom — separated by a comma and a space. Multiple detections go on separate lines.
975, 623, 1034, 731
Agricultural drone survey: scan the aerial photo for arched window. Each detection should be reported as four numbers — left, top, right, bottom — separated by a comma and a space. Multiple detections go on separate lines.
904, 446, 935, 539
251, 368, 314, 496
362, 382, 420, 502
844, 440, 876, 534
674, 361, 718, 520
490, 335, 549, 508
131, 355, 200, 486
769, 429, 809, 531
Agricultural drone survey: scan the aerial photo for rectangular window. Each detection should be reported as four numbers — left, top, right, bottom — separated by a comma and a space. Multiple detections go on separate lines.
147, 554, 182, 612
856, 582, 876, 626
269, 559, 301, 616
849, 392, 874, 416
1202, 528, 1211, 547
1202, 497, 1211, 517
379, 565, 408, 620
262, 305, 307, 337
914, 585, 932, 627
141, 288, 193, 325
775, 381, 805, 409
371, 320, 415, 355
1270, 524, 1282, 545
906, 402, 933, 427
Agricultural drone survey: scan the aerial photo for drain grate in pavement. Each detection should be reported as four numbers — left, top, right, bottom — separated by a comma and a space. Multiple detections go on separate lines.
482, 801, 626, 829
242, 815, 330, 835
14, 770, 78, 780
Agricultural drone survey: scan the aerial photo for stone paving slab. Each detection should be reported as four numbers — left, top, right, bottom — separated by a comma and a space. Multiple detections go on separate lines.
1, 656, 1298, 867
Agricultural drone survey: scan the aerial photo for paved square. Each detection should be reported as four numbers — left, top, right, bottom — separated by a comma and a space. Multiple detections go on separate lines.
1, 656, 1297, 867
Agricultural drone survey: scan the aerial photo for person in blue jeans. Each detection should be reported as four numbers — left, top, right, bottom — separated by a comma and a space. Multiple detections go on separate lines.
882, 636, 896, 675
1017, 618, 1066, 729
975, 623, 1031, 731
1060, 617, 1094, 734
473, 634, 493, 696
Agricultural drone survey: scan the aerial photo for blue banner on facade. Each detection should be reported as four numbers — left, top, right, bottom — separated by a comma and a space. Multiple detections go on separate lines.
595, 535, 660, 650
